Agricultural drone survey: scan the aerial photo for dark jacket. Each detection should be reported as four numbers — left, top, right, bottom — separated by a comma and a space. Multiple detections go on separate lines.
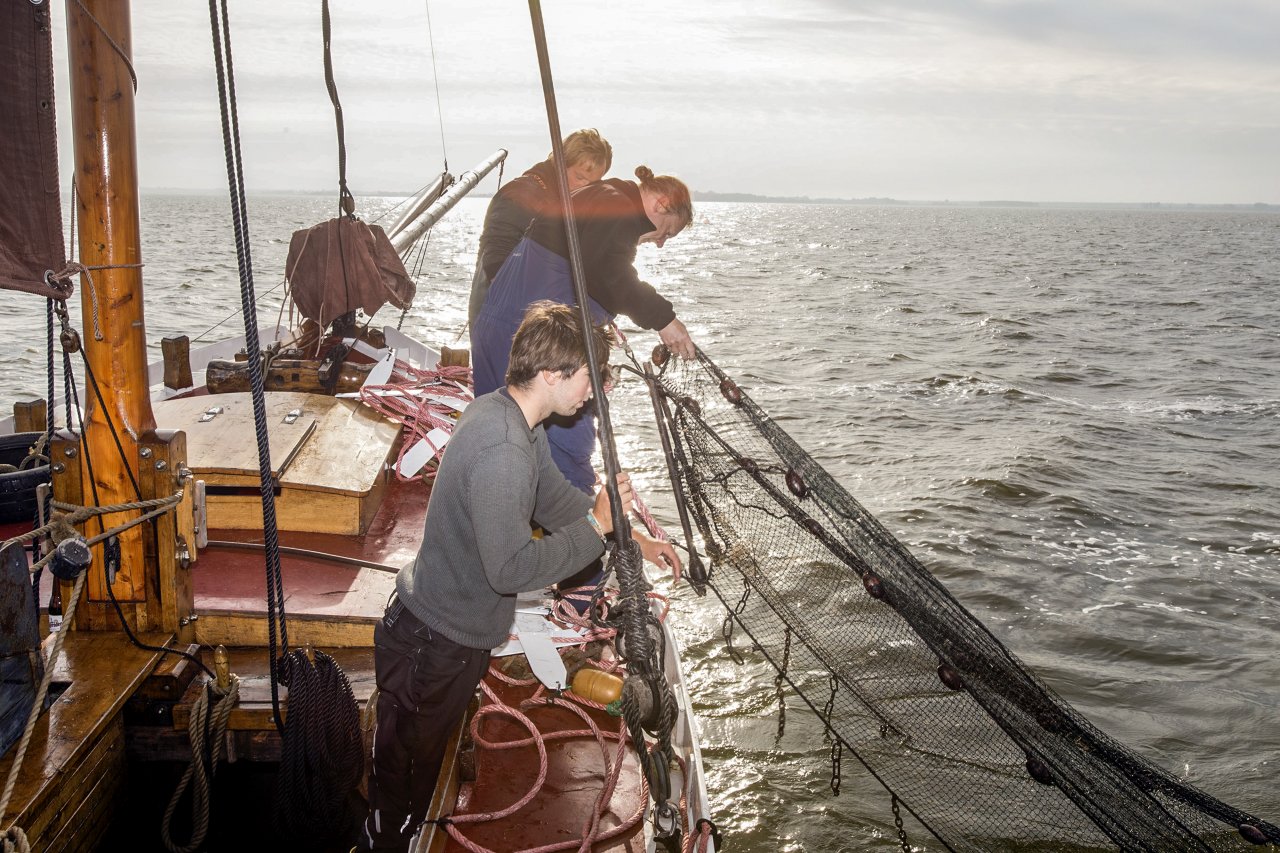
529, 179, 675, 331
476, 159, 560, 283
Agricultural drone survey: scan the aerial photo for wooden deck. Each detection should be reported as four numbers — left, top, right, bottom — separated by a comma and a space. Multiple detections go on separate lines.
187, 472, 428, 647
0, 631, 170, 852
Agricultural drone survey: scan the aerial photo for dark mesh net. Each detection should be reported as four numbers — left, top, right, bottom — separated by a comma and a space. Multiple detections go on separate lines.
646, 350, 1278, 852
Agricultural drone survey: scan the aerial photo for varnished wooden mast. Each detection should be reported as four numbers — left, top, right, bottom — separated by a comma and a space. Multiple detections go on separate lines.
61, 0, 194, 635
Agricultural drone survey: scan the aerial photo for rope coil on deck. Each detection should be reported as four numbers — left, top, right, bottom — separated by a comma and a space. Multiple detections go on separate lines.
161, 675, 242, 853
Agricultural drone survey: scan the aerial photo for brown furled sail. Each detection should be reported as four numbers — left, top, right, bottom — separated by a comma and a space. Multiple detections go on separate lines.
0, 1, 72, 301
283, 215, 414, 330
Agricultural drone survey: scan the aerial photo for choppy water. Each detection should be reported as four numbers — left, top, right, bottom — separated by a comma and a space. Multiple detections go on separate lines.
2, 197, 1277, 851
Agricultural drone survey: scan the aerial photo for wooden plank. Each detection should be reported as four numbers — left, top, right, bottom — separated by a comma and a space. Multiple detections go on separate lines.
171, 646, 377, 732
141, 429, 195, 636
0, 633, 167, 840
126, 724, 283, 764
204, 481, 379, 536
193, 611, 376, 650
135, 642, 202, 702
27, 718, 123, 851
56, 748, 122, 853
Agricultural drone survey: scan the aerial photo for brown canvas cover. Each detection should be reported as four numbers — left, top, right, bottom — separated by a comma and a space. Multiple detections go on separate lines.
284, 216, 415, 330
0, 2, 71, 300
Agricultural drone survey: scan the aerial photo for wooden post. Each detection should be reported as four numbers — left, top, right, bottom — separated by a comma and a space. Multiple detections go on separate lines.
439, 345, 470, 369
12, 400, 48, 434
161, 336, 193, 390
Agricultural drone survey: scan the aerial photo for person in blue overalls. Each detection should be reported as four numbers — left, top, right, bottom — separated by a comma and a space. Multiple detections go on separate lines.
470, 164, 695, 597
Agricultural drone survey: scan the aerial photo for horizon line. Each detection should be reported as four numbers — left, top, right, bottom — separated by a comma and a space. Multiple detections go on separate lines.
133, 186, 1280, 209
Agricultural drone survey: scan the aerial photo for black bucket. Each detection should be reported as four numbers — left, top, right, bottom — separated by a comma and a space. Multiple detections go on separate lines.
0, 432, 51, 525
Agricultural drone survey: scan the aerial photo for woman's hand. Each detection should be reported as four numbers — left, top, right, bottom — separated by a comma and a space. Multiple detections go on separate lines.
634, 530, 684, 583
658, 318, 696, 360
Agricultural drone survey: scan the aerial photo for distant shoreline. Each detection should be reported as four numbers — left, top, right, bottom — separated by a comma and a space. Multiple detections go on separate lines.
137, 187, 1278, 212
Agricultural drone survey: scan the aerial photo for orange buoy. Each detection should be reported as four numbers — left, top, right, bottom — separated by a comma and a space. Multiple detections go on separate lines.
571, 667, 624, 705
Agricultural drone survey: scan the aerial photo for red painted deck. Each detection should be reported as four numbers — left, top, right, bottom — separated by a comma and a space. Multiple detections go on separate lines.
440, 676, 646, 853
193, 473, 430, 619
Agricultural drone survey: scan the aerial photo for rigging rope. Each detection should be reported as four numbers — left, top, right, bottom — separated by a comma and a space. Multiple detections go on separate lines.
525, 2, 683, 841
206, 0, 290, 728
422, 0, 449, 173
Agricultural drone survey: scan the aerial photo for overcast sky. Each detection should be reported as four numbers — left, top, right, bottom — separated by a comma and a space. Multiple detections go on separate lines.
50, 0, 1280, 204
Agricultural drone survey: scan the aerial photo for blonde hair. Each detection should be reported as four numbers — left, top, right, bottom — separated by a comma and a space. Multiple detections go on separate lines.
635, 165, 693, 229
556, 129, 613, 174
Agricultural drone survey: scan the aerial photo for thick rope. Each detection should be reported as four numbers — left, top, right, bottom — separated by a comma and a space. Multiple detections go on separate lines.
160, 676, 242, 853
274, 650, 364, 845
207, 0, 290, 724
1, 493, 183, 576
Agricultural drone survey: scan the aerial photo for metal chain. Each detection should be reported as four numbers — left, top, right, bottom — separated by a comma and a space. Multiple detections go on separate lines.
822, 671, 838, 742
829, 738, 842, 797
774, 627, 792, 743
891, 794, 911, 852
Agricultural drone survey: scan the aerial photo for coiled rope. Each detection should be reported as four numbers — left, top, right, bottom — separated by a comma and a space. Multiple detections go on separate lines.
355, 362, 472, 481
160, 675, 242, 853
274, 650, 364, 845
435, 589, 703, 852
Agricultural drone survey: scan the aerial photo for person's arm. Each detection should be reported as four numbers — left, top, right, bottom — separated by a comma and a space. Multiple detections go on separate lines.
578, 216, 677, 331
470, 445, 604, 595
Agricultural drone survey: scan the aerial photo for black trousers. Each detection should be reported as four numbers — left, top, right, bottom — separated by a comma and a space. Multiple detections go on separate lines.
360, 597, 490, 852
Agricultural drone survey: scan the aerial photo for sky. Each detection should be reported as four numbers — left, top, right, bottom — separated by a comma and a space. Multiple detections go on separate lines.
48, 0, 1280, 204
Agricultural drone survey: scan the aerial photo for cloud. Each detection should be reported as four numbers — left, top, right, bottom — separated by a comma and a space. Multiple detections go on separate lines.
48, 0, 1280, 203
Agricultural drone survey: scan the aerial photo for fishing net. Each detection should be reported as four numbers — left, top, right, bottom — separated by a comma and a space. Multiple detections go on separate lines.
644, 349, 1278, 852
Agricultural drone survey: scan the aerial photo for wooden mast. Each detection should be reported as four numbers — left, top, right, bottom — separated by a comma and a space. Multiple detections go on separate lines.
57, 0, 195, 636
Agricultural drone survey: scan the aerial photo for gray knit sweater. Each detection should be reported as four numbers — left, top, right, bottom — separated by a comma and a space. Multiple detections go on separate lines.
395, 389, 605, 649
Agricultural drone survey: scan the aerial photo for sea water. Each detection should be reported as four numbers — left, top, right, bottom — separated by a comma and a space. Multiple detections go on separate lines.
2, 196, 1277, 851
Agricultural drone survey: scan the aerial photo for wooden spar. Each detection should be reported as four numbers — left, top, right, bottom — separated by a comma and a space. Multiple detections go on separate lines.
61, 0, 194, 634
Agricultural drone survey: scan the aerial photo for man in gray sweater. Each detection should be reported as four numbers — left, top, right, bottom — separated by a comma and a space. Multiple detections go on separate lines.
359, 301, 680, 852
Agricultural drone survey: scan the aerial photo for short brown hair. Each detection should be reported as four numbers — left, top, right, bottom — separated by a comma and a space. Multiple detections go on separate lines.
505, 301, 616, 389
558, 128, 613, 174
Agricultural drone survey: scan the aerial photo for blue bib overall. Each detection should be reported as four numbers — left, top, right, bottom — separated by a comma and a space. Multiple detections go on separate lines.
470, 237, 610, 494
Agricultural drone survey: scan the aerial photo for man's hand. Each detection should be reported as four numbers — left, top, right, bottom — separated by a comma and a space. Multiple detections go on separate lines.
591, 472, 634, 535
658, 317, 695, 360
